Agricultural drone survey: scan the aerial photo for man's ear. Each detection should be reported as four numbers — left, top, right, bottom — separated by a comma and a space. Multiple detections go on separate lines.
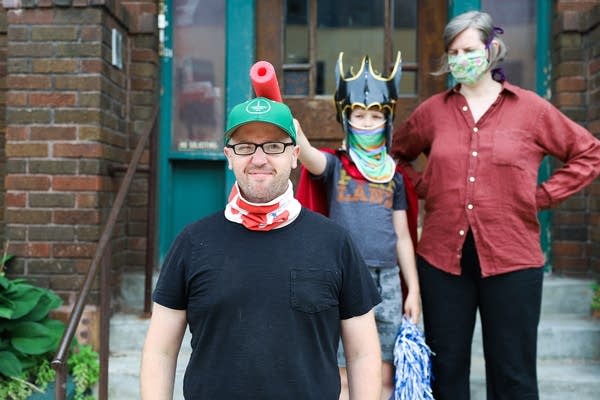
291, 145, 300, 169
223, 147, 234, 169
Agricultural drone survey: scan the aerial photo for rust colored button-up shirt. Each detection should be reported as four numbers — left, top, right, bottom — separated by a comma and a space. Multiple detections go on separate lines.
392, 82, 600, 277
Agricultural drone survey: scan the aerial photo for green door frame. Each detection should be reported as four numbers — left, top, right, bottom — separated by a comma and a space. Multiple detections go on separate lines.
535, 0, 553, 270
156, 0, 255, 265
448, 0, 553, 269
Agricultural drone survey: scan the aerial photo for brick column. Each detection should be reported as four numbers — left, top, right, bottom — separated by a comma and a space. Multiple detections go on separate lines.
552, 1, 600, 276
1, 1, 157, 306
589, 13, 600, 276
0, 14, 7, 238
121, 0, 158, 300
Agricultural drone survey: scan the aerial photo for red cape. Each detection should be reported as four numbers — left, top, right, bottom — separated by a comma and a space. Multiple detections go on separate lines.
295, 148, 419, 300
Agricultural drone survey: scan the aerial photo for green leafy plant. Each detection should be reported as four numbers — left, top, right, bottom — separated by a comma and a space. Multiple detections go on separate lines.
591, 283, 600, 313
68, 343, 99, 400
0, 246, 99, 399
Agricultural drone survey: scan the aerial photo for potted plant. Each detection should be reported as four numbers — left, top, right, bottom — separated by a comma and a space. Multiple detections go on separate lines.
591, 283, 600, 319
0, 249, 99, 399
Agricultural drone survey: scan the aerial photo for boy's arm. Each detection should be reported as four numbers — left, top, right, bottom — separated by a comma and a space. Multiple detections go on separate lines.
393, 209, 421, 324
294, 119, 327, 175
341, 309, 382, 400
140, 303, 187, 400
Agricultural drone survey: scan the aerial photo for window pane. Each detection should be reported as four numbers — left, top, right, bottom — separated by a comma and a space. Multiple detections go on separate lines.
317, 0, 385, 95
400, 70, 417, 94
394, 0, 417, 94
393, 0, 417, 62
285, 0, 309, 64
172, 0, 225, 152
284, 0, 310, 96
481, 0, 537, 91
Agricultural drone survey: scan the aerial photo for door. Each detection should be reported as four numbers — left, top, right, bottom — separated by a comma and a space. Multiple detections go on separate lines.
157, 0, 253, 263
256, 0, 551, 268
256, 0, 446, 182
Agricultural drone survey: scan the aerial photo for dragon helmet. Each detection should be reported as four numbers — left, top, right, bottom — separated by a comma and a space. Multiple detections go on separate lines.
334, 51, 402, 151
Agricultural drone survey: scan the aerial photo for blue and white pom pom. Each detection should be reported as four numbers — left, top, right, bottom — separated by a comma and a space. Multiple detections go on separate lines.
393, 316, 434, 400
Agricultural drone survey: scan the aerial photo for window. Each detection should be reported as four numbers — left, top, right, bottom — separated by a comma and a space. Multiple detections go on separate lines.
482, 0, 537, 91
171, 0, 225, 152
283, 0, 418, 97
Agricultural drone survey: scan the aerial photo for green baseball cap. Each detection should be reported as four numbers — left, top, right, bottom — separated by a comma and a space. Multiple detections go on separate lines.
224, 97, 296, 144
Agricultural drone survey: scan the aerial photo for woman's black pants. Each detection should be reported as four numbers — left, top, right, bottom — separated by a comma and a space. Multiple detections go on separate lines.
418, 231, 543, 400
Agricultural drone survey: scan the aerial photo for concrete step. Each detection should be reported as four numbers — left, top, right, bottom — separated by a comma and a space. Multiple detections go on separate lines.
472, 313, 600, 360
470, 356, 600, 400
109, 276, 599, 398
108, 313, 190, 400
118, 273, 596, 315
118, 272, 157, 313
541, 275, 595, 315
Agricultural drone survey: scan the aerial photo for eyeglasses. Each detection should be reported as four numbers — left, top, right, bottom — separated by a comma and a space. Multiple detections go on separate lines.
226, 142, 295, 155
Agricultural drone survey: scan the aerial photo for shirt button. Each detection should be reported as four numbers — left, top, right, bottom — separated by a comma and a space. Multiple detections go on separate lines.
467, 204, 474, 210
462, 106, 468, 112
469, 176, 475, 182
472, 151, 478, 157
459, 229, 465, 236
473, 127, 479, 133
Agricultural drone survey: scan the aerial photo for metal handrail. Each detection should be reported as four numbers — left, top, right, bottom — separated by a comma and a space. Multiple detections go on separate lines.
51, 106, 158, 399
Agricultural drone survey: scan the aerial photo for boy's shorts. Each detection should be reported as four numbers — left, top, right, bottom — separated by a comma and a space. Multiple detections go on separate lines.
337, 266, 402, 365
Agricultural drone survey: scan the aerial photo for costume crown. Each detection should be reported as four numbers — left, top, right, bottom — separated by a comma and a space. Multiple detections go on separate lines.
334, 52, 402, 152
334, 52, 402, 122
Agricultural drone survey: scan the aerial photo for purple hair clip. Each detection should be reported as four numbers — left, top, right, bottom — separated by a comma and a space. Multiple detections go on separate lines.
487, 26, 506, 82
485, 26, 504, 48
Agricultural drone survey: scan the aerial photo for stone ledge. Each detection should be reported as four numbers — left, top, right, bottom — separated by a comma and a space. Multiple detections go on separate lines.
557, 3, 600, 33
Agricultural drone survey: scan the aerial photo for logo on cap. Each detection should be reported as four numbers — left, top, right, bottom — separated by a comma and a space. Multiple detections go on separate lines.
245, 98, 271, 114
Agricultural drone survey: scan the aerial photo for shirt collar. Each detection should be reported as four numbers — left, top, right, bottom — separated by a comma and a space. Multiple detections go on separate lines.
443, 79, 520, 103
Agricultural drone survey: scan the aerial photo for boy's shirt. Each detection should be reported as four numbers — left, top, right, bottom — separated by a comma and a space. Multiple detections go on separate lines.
311, 151, 406, 269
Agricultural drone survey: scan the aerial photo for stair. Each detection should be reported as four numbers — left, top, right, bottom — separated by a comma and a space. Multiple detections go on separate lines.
107, 274, 599, 399
107, 272, 189, 399
108, 313, 191, 399
470, 275, 600, 400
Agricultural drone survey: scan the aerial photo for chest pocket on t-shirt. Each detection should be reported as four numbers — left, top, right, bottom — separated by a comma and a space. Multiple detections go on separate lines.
290, 269, 340, 313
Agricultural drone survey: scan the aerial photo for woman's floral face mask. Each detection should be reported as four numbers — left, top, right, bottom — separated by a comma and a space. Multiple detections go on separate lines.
448, 49, 489, 85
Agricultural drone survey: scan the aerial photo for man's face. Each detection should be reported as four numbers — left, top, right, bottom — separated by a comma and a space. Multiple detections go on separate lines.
224, 122, 299, 203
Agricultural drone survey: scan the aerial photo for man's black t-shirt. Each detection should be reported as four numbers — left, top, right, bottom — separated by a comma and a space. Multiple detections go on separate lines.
153, 208, 381, 399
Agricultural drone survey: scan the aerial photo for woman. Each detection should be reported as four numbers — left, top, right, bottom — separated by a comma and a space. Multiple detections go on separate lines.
391, 11, 600, 400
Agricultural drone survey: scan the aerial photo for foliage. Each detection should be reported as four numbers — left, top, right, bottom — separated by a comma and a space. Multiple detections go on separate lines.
68, 343, 99, 400
0, 273, 64, 379
591, 283, 600, 312
0, 249, 99, 399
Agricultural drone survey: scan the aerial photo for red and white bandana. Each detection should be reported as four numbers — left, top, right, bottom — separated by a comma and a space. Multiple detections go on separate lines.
225, 180, 301, 231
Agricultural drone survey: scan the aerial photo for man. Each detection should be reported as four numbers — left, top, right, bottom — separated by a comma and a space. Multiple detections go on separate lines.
140, 97, 382, 399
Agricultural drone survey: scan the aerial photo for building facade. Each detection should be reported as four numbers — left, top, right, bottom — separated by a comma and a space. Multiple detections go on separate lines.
0, 0, 598, 314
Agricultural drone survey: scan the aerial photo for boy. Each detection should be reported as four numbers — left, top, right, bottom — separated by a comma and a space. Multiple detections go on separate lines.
295, 53, 421, 400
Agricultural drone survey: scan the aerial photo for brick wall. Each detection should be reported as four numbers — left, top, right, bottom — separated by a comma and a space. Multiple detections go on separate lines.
1, 0, 158, 307
0, 13, 6, 239
552, 0, 600, 276
121, 0, 158, 296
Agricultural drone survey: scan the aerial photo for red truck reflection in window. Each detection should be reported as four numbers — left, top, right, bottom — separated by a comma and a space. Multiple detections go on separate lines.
176, 58, 216, 139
